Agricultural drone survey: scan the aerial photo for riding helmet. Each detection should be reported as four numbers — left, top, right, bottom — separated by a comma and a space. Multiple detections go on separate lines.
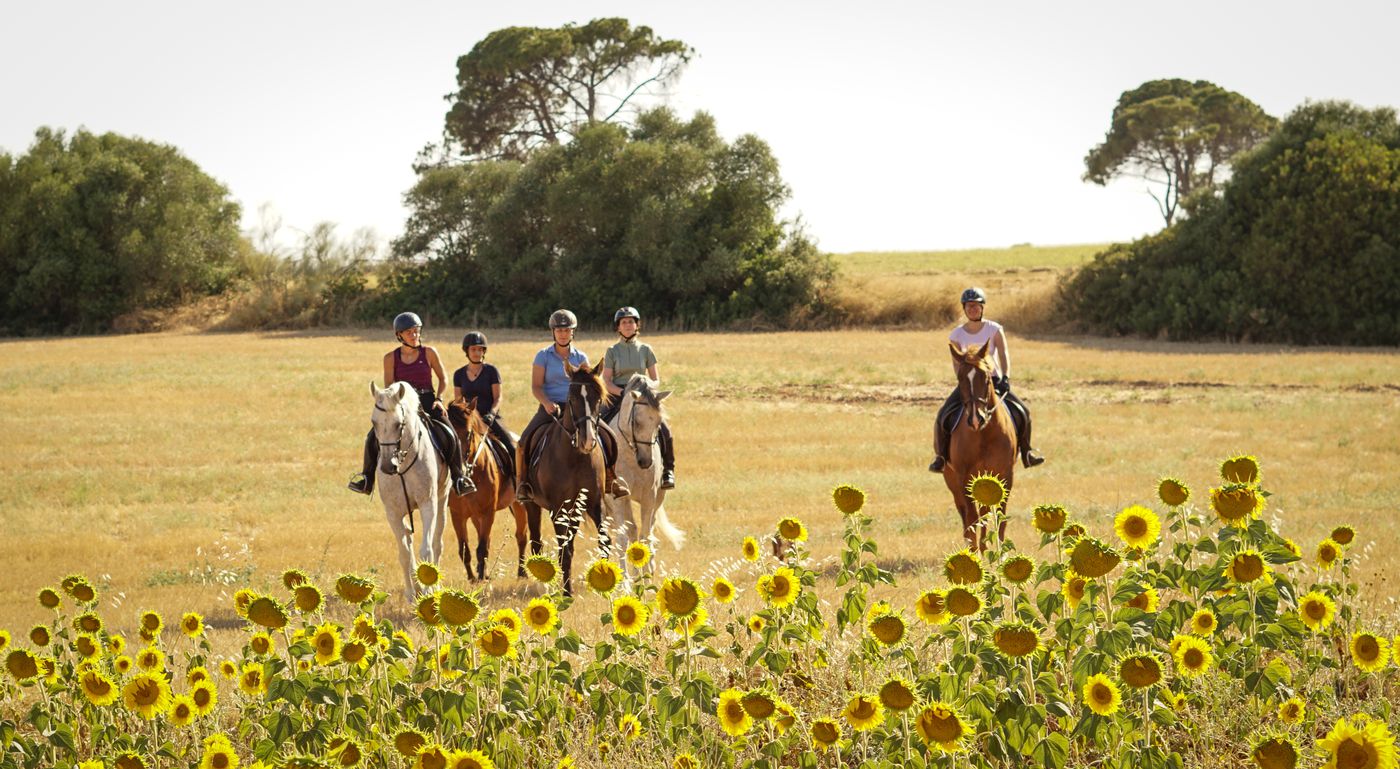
461, 331, 488, 352
549, 309, 578, 329
960, 287, 987, 305
393, 311, 423, 334
614, 306, 641, 327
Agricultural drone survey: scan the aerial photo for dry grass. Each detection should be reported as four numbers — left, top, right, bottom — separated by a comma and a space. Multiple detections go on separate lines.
2, 325, 1398, 637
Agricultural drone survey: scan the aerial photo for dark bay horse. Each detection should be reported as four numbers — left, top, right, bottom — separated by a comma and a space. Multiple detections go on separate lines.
943, 341, 1018, 551
446, 397, 529, 581
518, 363, 613, 595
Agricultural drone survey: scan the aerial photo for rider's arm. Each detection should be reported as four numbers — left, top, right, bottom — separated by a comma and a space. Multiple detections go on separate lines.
994, 328, 1011, 379
383, 352, 396, 388
491, 383, 503, 415
531, 364, 554, 413
647, 363, 659, 384
426, 346, 447, 399
602, 366, 623, 396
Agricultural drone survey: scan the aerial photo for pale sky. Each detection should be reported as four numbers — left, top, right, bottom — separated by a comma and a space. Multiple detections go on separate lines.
3, 1, 1396, 254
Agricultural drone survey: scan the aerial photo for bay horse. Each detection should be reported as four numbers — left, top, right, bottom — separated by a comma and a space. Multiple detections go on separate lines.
518, 363, 613, 596
369, 381, 448, 601
604, 375, 685, 577
446, 397, 529, 581
943, 341, 1018, 552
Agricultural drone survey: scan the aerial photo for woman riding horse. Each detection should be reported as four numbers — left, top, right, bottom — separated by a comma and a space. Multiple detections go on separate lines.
514, 309, 630, 502
348, 312, 473, 497
452, 330, 515, 471
600, 306, 677, 489
929, 288, 1044, 472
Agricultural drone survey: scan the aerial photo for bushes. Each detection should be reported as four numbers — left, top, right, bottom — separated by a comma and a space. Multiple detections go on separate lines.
1063, 101, 1400, 344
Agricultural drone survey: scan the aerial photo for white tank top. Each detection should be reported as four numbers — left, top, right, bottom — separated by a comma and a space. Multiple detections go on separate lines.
949, 321, 1004, 377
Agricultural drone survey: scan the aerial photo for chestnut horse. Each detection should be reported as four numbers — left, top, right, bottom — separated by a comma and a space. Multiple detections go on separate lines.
518, 363, 613, 596
446, 397, 529, 580
942, 341, 1018, 551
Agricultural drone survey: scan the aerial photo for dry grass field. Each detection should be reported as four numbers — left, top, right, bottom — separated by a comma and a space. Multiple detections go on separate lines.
2, 309, 1398, 637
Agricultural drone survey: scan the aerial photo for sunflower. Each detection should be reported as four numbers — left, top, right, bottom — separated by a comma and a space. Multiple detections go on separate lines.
1317, 715, 1398, 769
434, 643, 462, 680
80, 669, 120, 706
944, 550, 983, 585
38, 587, 61, 610
1317, 539, 1343, 570
843, 693, 885, 732
747, 615, 766, 633
867, 612, 906, 647
607, 595, 649, 636
945, 587, 982, 618
992, 622, 1041, 658
1284, 539, 1303, 559
1114, 505, 1161, 549
328, 735, 365, 768
658, 577, 702, 618
1210, 484, 1265, 528
341, 639, 369, 669
1165, 690, 1187, 712
1351, 632, 1390, 673
585, 559, 622, 594
712, 576, 736, 603
416, 562, 441, 587
524, 598, 559, 635
716, 688, 753, 736
394, 729, 428, 758
311, 622, 341, 666
1278, 697, 1306, 725
966, 472, 1007, 509
29, 625, 50, 646
776, 516, 807, 542
249, 631, 275, 657
1298, 591, 1337, 631
915, 589, 950, 625
114, 753, 149, 769
1069, 537, 1121, 579
1158, 477, 1191, 507
1119, 653, 1163, 688
335, 574, 375, 604
353, 614, 380, 644
1083, 673, 1122, 716
489, 608, 522, 639
524, 555, 558, 584
1000, 555, 1035, 585
757, 567, 798, 609
36, 655, 57, 685
135, 646, 164, 672
774, 701, 797, 734
110, 654, 132, 675
180, 612, 205, 638
625, 541, 652, 569
122, 672, 172, 719
1032, 504, 1068, 534
415, 595, 441, 627
232, 588, 256, 617
136, 610, 161, 635
74, 633, 101, 660
740, 689, 777, 719
915, 701, 969, 753
1172, 635, 1213, 677
239, 663, 268, 696
191, 680, 217, 716
1126, 586, 1160, 613
832, 483, 866, 515
1227, 550, 1270, 584
446, 750, 494, 769
741, 536, 760, 562
1253, 735, 1300, 769
879, 678, 917, 711
810, 718, 841, 751
1220, 454, 1260, 484
247, 597, 289, 630
613, 712, 643, 742
198, 737, 238, 769
218, 659, 237, 679
681, 607, 709, 634
294, 585, 323, 613
1330, 525, 1356, 547
1189, 608, 1218, 636
1063, 522, 1087, 538
1061, 571, 1088, 611
476, 627, 514, 659
168, 695, 196, 727
673, 754, 699, 769
438, 591, 480, 627
74, 612, 103, 634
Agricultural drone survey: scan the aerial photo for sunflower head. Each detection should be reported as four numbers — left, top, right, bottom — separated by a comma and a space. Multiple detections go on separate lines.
437, 590, 480, 627
1172, 635, 1213, 677
122, 671, 172, 719
311, 622, 341, 666
1119, 653, 1163, 688
740, 689, 778, 719
867, 612, 907, 647
179, 612, 204, 638
394, 729, 428, 758
1157, 477, 1191, 507
247, 597, 289, 630
810, 718, 841, 750
1061, 571, 1088, 610
293, 585, 323, 613
1318, 716, 1398, 769
776, 516, 807, 542
879, 678, 917, 711
1125, 586, 1159, 613
747, 615, 766, 634
585, 559, 622, 594
327, 735, 364, 768
1031, 504, 1068, 534
1227, 550, 1270, 584
945, 587, 982, 618
658, 577, 702, 618
233, 588, 255, 617
524, 598, 559, 635
415, 595, 440, 627
238, 662, 268, 696
1220, 454, 1260, 484
1000, 555, 1035, 585
843, 693, 885, 732
6, 649, 40, 682
915, 702, 969, 753
992, 622, 1041, 658
712, 576, 736, 603
741, 536, 760, 562
966, 472, 1007, 509
1068, 537, 1121, 579
1277, 696, 1306, 725
1189, 608, 1218, 636
831, 483, 866, 515
625, 541, 652, 569
611, 596, 648, 636
1316, 538, 1343, 570
415, 562, 441, 587
944, 550, 983, 585
335, 574, 376, 604
757, 567, 798, 609
476, 626, 514, 658
1330, 525, 1356, 546
1114, 505, 1161, 549
1350, 632, 1391, 673
1252, 735, 1299, 769
915, 589, 949, 625
525, 555, 559, 584
135, 646, 163, 671
1082, 673, 1122, 716
113, 753, 149, 769
1210, 483, 1265, 527
716, 688, 753, 737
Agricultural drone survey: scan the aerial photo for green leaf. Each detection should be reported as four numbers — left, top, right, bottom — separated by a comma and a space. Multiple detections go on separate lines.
1032, 733, 1070, 769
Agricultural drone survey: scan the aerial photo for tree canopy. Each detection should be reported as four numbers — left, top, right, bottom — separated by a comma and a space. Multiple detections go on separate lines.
0, 128, 243, 334
1083, 79, 1276, 225
444, 18, 693, 161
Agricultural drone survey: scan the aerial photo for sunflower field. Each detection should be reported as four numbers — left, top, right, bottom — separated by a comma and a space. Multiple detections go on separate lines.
1, 456, 1397, 769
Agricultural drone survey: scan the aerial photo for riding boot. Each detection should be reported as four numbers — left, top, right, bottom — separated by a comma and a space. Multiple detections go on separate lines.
433, 416, 475, 496
1019, 410, 1045, 467
348, 429, 377, 494
928, 389, 959, 472
658, 421, 676, 489
598, 424, 630, 498
514, 420, 538, 503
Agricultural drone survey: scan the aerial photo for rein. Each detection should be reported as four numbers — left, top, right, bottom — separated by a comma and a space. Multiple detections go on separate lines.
374, 401, 423, 533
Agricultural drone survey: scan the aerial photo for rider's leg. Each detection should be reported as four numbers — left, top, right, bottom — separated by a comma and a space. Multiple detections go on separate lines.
348, 428, 377, 494
487, 416, 517, 483
429, 414, 475, 495
598, 424, 630, 498
658, 421, 676, 489
514, 406, 554, 502
929, 389, 960, 472
1002, 389, 1044, 467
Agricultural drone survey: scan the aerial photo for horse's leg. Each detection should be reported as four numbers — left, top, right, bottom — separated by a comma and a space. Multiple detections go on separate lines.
448, 499, 473, 581
551, 506, 577, 598
383, 497, 417, 602
474, 506, 495, 581
509, 501, 529, 578
603, 495, 633, 579
525, 501, 544, 557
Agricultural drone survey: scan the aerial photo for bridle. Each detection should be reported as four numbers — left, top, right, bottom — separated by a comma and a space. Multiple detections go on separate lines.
959, 363, 998, 429
618, 384, 659, 454
374, 402, 419, 475
553, 381, 602, 451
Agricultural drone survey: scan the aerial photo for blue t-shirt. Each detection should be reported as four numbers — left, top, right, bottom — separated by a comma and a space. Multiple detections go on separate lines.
533, 345, 588, 404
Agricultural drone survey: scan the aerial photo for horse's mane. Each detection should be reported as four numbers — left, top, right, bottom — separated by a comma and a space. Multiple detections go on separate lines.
624, 373, 665, 415
570, 363, 611, 410
446, 398, 487, 434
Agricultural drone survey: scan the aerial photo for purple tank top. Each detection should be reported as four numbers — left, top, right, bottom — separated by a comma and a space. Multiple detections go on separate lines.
393, 348, 433, 392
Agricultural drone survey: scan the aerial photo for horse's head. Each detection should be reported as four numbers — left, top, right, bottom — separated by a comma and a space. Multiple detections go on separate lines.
949, 341, 998, 430
618, 374, 671, 468
446, 396, 484, 434
370, 381, 417, 474
563, 362, 609, 454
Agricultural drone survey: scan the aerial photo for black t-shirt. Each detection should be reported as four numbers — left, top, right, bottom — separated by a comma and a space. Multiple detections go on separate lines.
452, 363, 501, 415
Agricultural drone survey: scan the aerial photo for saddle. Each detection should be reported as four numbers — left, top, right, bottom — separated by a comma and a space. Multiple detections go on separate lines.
520, 420, 619, 483
943, 400, 1028, 443
419, 411, 460, 466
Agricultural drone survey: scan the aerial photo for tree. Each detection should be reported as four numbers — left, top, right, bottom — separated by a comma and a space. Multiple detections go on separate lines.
1083, 79, 1276, 225
444, 18, 693, 161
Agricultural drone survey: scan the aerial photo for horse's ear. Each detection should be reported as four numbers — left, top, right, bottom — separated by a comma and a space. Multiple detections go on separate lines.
369, 381, 378, 397
949, 342, 964, 366
466, 396, 477, 411
564, 361, 576, 376
656, 390, 672, 401
975, 341, 991, 359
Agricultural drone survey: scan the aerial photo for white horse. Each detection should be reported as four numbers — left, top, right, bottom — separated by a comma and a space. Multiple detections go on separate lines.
369, 381, 448, 601
604, 374, 684, 574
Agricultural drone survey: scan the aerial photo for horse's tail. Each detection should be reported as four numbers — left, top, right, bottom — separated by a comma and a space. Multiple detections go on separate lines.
653, 504, 686, 550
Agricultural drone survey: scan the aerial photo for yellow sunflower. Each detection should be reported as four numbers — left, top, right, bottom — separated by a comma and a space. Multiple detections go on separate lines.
524, 598, 559, 635
446, 750, 494, 769
1032, 504, 1068, 534
1318, 715, 1397, 769
122, 672, 172, 719
878, 678, 917, 712
415, 595, 441, 627
966, 472, 1008, 509
1253, 735, 1300, 769
915, 701, 969, 753
490, 608, 522, 639
525, 555, 558, 584
658, 577, 702, 618
329, 735, 366, 768
74, 633, 101, 661
810, 718, 841, 751
476, 626, 515, 659
294, 585, 323, 613
747, 615, 766, 634
777, 516, 807, 542
232, 588, 256, 617
1158, 477, 1191, 507
1219, 454, 1260, 484
945, 587, 982, 618
672, 754, 698, 769
1061, 571, 1088, 611
681, 607, 708, 635
867, 611, 907, 647
167, 695, 196, 727
1351, 632, 1390, 673
74, 612, 103, 634
190, 680, 217, 716
944, 550, 983, 585
199, 736, 237, 769
616, 712, 643, 742
393, 729, 428, 758
585, 559, 622, 594
1298, 591, 1337, 631
1068, 537, 1121, 579
843, 693, 885, 732
1189, 608, 1218, 636
335, 574, 375, 604
135, 646, 164, 672
1000, 555, 1035, 585
248, 631, 275, 657
741, 536, 760, 562
1278, 697, 1306, 725
1227, 550, 1270, 584
1172, 635, 1213, 677
1126, 586, 1160, 613
612, 596, 648, 636
239, 663, 268, 696
247, 597, 288, 630
992, 622, 1041, 658
113, 753, 148, 769
712, 576, 736, 603
341, 639, 369, 668
740, 689, 777, 719
80, 669, 120, 706
1210, 483, 1265, 528
311, 622, 341, 666
180, 612, 205, 638
28, 625, 49, 647
1120, 653, 1163, 689
415, 562, 441, 587
757, 567, 798, 609
438, 591, 480, 627
38, 587, 61, 610
716, 688, 753, 736
831, 483, 866, 515
1114, 505, 1161, 549
1317, 539, 1343, 570
1083, 673, 1121, 716
915, 589, 950, 625
625, 541, 652, 569
1330, 525, 1356, 547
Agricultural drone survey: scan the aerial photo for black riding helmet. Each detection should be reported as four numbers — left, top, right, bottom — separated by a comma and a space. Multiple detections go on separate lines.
613, 306, 641, 328
960, 287, 987, 305
394, 311, 423, 344
461, 331, 487, 353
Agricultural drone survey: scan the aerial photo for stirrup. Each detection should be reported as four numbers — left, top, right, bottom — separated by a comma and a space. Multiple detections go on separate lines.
1022, 450, 1045, 468
347, 474, 372, 495
660, 469, 676, 490
515, 481, 533, 503
928, 457, 946, 473
453, 476, 476, 496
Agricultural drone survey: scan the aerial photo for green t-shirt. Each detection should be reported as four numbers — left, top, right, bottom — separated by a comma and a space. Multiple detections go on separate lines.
603, 338, 657, 386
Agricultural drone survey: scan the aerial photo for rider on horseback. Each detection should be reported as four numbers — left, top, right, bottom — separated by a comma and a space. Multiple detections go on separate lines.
600, 306, 677, 490
453, 331, 516, 464
348, 312, 474, 496
928, 288, 1045, 472
514, 309, 630, 502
